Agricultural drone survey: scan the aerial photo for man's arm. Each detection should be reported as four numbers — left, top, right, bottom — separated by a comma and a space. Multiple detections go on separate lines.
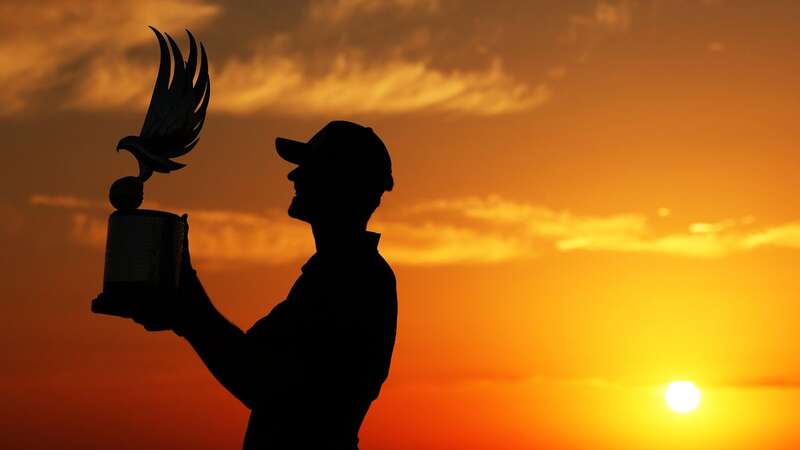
170, 270, 260, 409
92, 214, 262, 408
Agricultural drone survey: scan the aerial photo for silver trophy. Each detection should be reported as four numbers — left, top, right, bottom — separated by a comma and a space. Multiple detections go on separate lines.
93, 27, 210, 317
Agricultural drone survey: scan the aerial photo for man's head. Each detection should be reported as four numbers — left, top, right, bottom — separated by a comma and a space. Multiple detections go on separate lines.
276, 121, 393, 227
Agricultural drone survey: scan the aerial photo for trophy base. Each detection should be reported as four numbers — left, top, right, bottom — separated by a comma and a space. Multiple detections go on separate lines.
92, 283, 177, 318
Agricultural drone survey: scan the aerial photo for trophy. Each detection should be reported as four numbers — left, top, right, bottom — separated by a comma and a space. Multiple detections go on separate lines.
92, 27, 210, 317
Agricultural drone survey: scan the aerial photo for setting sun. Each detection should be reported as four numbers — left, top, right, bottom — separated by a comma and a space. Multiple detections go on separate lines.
665, 381, 701, 414
7, 1, 800, 449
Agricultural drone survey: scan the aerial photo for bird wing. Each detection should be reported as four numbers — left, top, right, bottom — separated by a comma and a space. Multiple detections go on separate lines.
139, 27, 210, 160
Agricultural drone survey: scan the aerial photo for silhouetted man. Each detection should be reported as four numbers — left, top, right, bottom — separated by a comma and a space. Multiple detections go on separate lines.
96, 121, 397, 449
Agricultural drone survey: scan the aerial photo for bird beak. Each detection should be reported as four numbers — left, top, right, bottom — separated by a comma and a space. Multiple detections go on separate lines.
116, 136, 138, 152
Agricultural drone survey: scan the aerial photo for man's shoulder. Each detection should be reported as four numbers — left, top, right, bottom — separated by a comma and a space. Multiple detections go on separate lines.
356, 252, 397, 304
325, 251, 396, 310
365, 253, 397, 312
370, 251, 396, 284
319, 250, 394, 282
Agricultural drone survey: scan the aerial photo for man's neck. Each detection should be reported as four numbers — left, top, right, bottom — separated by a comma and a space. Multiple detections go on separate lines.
311, 222, 369, 254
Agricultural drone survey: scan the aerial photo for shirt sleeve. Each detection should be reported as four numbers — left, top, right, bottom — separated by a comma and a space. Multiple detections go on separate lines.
244, 300, 304, 405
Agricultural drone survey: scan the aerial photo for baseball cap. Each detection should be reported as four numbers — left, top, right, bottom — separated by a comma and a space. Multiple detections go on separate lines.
275, 121, 394, 192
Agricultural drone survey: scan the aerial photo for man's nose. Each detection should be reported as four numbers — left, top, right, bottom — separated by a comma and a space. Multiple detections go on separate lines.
288, 167, 300, 182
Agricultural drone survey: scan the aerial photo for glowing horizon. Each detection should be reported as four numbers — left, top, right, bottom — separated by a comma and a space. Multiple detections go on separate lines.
3, 1, 800, 449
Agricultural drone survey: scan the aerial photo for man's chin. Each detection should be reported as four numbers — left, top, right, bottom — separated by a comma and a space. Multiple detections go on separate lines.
288, 198, 312, 222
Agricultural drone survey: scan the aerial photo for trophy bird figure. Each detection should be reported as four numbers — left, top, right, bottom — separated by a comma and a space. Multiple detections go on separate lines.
110, 27, 210, 211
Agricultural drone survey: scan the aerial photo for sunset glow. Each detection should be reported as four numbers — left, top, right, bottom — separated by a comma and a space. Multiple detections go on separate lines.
4, 1, 800, 450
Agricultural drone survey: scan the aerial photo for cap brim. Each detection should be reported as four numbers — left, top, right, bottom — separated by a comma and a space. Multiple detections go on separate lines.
275, 137, 307, 164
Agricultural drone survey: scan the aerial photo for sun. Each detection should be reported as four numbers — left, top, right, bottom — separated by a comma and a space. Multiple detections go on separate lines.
665, 381, 701, 414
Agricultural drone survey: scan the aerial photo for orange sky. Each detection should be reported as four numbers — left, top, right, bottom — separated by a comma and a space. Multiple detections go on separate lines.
3, 1, 800, 449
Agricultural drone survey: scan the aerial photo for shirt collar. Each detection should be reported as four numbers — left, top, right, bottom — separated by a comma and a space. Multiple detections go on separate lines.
301, 231, 381, 273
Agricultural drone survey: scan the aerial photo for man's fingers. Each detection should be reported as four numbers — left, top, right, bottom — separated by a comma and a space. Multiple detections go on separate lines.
180, 213, 193, 273
134, 317, 168, 332
90, 293, 104, 312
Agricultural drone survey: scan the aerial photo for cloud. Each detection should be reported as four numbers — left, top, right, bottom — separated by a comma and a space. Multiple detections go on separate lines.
408, 195, 800, 258
70, 213, 109, 247
29, 195, 314, 264
374, 221, 534, 265
563, 1, 635, 62
309, 0, 440, 23
65, 55, 154, 111
30, 198, 530, 266
741, 224, 800, 251
29, 194, 104, 210
410, 196, 649, 238
593, 2, 633, 32
428, 372, 800, 391
2, 1, 734, 118
546, 66, 568, 80
0, 0, 547, 117
0, 0, 220, 115
31, 193, 528, 265
566, 1, 633, 42
723, 376, 800, 390
65, 208, 529, 266
33, 193, 800, 265
212, 54, 550, 115
689, 216, 754, 234
182, 210, 313, 264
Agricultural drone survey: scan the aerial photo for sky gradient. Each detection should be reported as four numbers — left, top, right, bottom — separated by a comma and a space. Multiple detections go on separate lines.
3, 1, 800, 449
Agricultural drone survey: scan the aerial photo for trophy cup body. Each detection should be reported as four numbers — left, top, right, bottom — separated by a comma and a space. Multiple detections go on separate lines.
104, 210, 185, 291
92, 27, 209, 318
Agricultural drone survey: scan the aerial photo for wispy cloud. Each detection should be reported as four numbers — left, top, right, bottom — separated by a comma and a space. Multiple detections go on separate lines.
561, 0, 638, 63
375, 221, 534, 265
1, 1, 732, 117
29, 193, 531, 265
71, 44, 549, 116
419, 372, 800, 391
723, 376, 800, 390
35, 196, 314, 265
740, 224, 800, 251
212, 54, 550, 116
566, 1, 633, 43
0, 0, 220, 115
0, 0, 547, 117
28, 193, 800, 266
308, 0, 440, 24
29, 194, 104, 210
410, 195, 800, 258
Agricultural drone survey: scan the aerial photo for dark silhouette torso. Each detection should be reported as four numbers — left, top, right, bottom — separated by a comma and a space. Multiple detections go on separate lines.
242, 232, 397, 450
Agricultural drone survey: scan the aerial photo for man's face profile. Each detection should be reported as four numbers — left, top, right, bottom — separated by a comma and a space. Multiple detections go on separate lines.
287, 161, 342, 223
287, 161, 381, 226
287, 164, 316, 222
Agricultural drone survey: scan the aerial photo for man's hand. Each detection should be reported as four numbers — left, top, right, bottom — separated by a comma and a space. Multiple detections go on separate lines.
177, 213, 194, 280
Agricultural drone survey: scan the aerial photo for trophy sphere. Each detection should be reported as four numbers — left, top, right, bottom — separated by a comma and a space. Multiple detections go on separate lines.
109, 176, 144, 210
